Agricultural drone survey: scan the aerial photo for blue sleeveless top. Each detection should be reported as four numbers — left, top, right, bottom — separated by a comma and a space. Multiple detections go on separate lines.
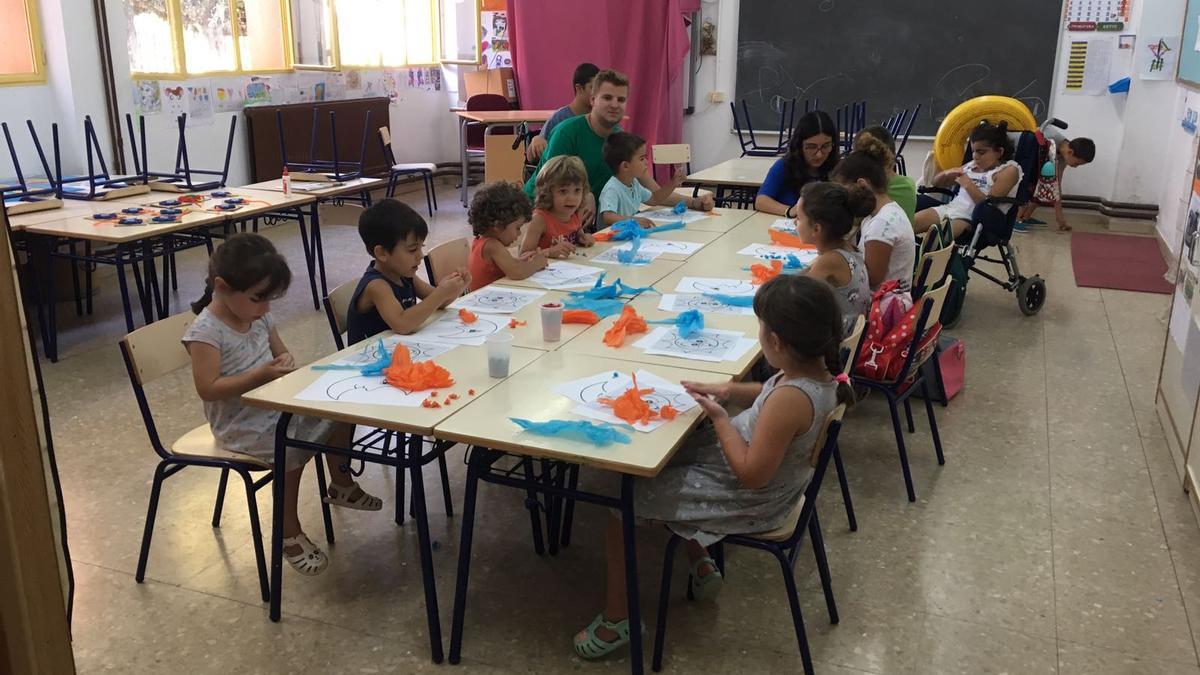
345, 263, 417, 344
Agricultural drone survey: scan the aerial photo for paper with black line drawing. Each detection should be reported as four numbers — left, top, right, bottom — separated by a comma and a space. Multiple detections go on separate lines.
590, 246, 661, 266
770, 218, 797, 233
409, 312, 506, 345
294, 337, 458, 406
737, 243, 819, 264
639, 207, 710, 224
658, 293, 756, 316
551, 369, 697, 432
634, 327, 756, 363
526, 260, 605, 289
448, 286, 545, 314
626, 239, 703, 256
673, 277, 757, 297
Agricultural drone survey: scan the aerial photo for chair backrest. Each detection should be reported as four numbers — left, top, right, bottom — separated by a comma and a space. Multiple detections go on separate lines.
772, 404, 846, 548
913, 241, 953, 298
840, 315, 866, 377
465, 95, 514, 147
466, 94, 511, 112
378, 126, 396, 166
323, 279, 358, 350
121, 311, 197, 387
892, 279, 951, 382
651, 144, 691, 165
423, 237, 470, 284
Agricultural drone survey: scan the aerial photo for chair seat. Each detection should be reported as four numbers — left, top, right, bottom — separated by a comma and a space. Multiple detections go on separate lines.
171, 424, 272, 470
752, 495, 805, 542
392, 162, 436, 173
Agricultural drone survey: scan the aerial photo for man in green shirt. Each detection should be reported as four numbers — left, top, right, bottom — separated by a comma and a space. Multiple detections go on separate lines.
523, 69, 633, 226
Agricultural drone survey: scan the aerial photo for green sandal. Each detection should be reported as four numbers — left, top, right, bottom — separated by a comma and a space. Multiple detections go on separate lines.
573, 614, 630, 659
689, 556, 724, 601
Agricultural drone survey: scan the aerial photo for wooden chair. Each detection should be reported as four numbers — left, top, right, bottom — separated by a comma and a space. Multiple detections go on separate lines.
379, 127, 437, 216
423, 237, 470, 284
852, 280, 950, 501
650, 143, 714, 204
652, 405, 848, 675
828, 314, 866, 532
912, 239, 954, 300
321, 279, 455, 525
120, 312, 333, 603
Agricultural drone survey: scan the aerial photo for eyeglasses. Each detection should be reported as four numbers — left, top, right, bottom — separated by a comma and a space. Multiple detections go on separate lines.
803, 142, 834, 154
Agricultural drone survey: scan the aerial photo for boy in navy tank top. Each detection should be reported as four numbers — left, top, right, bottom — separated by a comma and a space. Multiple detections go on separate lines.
346, 199, 470, 344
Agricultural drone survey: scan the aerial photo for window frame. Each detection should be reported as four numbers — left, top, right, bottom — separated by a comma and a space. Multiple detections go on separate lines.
324, 0, 441, 69
289, 0, 342, 72
0, 0, 48, 86
129, 0, 295, 78
437, 0, 480, 66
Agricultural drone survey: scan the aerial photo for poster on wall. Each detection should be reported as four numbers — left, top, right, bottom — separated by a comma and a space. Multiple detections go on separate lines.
383, 69, 400, 102
1062, 37, 1115, 95
326, 72, 346, 100
213, 79, 245, 112
359, 70, 384, 99
481, 11, 511, 68
133, 80, 161, 114
163, 85, 188, 118
188, 81, 214, 125
1137, 35, 1180, 80
245, 76, 272, 106
1065, 0, 1132, 28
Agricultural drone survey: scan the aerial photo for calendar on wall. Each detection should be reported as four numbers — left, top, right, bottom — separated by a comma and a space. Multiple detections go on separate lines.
1066, 0, 1132, 24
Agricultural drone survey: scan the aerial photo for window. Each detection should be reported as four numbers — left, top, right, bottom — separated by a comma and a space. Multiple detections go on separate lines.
126, 0, 289, 76
329, 0, 438, 67
290, 0, 336, 68
0, 0, 46, 84
438, 0, 479, 64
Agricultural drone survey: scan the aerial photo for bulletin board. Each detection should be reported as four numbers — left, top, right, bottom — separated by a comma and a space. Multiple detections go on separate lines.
1181, 0, 1200, 88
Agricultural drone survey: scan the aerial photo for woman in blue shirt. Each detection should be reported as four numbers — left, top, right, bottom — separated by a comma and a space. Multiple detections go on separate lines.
755, 111, 840, 217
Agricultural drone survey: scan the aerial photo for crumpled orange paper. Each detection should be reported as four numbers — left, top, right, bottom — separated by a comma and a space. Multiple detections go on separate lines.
592, 230, 614, 242
383, 343, 454, 391
562, 309, 601, 325
458, 308, 477, 324
751, 259, 783, 285
769, 229, 816, 250
597, 373, 679, 426
603, 305, 648, 347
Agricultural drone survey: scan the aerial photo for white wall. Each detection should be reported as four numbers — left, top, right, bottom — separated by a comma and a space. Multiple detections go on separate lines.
684, 0, 1184, 207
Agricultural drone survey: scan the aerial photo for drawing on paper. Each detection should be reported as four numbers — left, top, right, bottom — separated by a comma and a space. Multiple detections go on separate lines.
325, 375, 396, 401
591, 246, 657, 266
570, 374, 692, 414
640, 208, 709, 224
737, 243, 817, 263
650, 329, 738, 358
527, 261, 604, 289
674, 277, 758, 296
660, 293, 755, 316
450, 287, 544, 314
338, 337, 453, 366
411, 313, 504, 345
629, 239, 703, 256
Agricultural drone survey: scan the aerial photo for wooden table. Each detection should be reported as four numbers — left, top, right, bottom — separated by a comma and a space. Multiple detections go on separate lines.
241, 336, 544, 661
473, 290, 593, 351
683, 157, 776, 208
453, 109, 556, 206
559, 292, 761, 378
435, 351, 728, 674
584, 226, 725, 261
493, 257, 682, 295
6, 199, 107, 230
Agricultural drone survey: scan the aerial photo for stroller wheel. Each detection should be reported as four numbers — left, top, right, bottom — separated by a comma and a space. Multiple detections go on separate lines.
1016, 275, 1046, 316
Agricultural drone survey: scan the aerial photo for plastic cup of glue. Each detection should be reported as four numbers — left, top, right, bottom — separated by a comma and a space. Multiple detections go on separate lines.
486, 332, 513, 378
540, 302, 563, 342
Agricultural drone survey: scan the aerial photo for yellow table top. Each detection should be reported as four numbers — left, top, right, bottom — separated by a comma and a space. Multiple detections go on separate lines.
22, 208, 227, 244
684, 157, 776, 188
242, 334, 544, 436
559, 293, 761, 378
242, 177, 386, 199
432, 351, 728, 476
493, 257, 682, 294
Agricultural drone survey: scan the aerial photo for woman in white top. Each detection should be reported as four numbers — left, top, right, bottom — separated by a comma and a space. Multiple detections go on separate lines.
832, 137, 916, 294
913, 120, 1023, 239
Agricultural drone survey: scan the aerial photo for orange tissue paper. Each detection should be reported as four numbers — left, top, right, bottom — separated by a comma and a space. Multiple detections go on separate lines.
751, 259, 783, 285
458, 308, 478, 324
602, 306, 649, 347
562, 309, 601, 325
598, 373, 656, 425
769, 229, 816, 250
383, 343, 455, 391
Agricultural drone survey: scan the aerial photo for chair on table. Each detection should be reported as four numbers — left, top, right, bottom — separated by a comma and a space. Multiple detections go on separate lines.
322, 279, 455, 525
650, 143, 714, 205
120, 312, 334, 603
279, 108, 371, 183
829, 314, 866, 532
378, 127, 437, 217
730, 98, 794, 157
835, 101, 867, 154
884, 104, 920, 176
851, 280, 950, 502
652, 405, 848, 675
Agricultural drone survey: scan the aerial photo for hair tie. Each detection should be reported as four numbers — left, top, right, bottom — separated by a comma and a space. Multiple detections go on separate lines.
834, 373, 850, 385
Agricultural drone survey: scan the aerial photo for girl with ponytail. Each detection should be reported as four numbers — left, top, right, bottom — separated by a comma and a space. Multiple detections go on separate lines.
573, 274, 852, 660
795, 181, 873, 336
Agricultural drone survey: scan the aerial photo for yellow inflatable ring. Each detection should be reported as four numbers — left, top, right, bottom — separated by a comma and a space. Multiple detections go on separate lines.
933, 96, 1037, 170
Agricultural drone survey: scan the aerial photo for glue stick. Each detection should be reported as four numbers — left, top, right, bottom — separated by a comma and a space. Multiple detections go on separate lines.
281, 166, 291, 196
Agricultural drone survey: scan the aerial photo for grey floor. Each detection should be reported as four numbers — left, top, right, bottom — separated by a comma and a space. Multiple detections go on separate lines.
44, 186, 1199, 674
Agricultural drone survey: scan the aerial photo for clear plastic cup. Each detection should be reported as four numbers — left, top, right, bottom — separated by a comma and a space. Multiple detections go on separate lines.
541, 302, 563, 342
486, 331, 513, 378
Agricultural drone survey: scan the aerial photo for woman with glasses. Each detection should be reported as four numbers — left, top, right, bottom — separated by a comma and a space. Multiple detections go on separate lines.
754, 111, 840, 217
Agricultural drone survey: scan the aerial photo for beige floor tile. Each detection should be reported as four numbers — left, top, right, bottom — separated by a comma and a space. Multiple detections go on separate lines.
911, 614, 1058, 675
1058, 640, 1200, 675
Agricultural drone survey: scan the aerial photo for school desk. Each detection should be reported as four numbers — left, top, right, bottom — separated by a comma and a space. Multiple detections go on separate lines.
559, 291, 761, 378
432, 350, 728, 675
683, 156, 776, 207
21, 208, 228, 361
244, 178, 385, 303
439, 289, 592, 351
5, 199, 107, 230
240, 336, 543, 661
584, 225, 725, 262
453, 109, 556, 206
491, 257, 682, 295
667, 207, 759, 234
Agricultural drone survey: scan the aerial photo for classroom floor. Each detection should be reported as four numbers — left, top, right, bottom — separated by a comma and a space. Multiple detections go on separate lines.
46, 189, 1197, 674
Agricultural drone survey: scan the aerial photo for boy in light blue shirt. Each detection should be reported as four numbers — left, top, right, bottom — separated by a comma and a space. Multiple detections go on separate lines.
598, 131, 712, 227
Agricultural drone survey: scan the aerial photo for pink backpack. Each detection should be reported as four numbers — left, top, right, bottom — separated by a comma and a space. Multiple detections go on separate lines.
855, 281, 941, 382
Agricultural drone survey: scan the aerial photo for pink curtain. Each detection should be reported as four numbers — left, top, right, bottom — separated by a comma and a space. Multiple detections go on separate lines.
507, 0, 697, 161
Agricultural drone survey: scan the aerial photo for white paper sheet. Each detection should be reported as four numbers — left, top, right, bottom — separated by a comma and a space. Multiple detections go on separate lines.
736, 243, 819, 264
770, 218, 797, 233
327, 335, 458, 366
640, 207, 710, 224
633, 239, 704, 256
448, 286, 545, 314
1172, 289, 1190, 353
658, 293, 756, 316
526, 261, 605, 289
590, 245, 662, 266
674, 276, 758, 297
552, 369, 697, 432
634, 327, 756, 363
409, 312, 507, 345
295, 337, 458, 407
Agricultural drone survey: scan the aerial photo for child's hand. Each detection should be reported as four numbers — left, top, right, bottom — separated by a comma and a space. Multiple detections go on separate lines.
668, 169, 687, 190
689, 390, 729, 421
258, 354, 296, 382
696, 193, 715, 211
636, 217, 655, 229
437, 271, 467, 299
682, 380, 730, 402
548, 240, 575, 258
534, 252, 549, 269
518, 250, 538, 262
456, 266, 473, 289
954, 174, 973, 190
578, 231, 595, 247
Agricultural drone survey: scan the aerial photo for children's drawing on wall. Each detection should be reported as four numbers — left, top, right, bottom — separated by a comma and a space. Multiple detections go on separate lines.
481, 11, 511, 68
188, 83, 214, 125
213, 80, 244, 112
1138, 35, 1179, 81
163, 85, 188, 118
245, 77, 272, 106
345, 70, 362, 91
383, 69, 399, 102
133, 80, 161, 114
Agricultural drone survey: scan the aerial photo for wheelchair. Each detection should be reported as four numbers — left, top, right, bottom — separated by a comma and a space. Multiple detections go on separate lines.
916, 129, 1046, 325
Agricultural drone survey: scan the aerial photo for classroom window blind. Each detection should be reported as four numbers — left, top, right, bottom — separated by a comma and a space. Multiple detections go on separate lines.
0, 0, 46, 84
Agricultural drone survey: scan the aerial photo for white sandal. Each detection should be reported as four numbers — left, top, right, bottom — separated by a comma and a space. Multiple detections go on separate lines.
323, 482, 383, 511
282, 533, 328, 576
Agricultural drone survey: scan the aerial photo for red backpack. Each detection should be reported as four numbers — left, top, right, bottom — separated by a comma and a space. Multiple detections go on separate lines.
854, 281, 942, 382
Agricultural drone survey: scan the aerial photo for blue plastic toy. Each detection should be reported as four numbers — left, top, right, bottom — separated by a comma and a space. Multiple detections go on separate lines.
649, 308, 704, 338
510, 418, 632, 446
121, 207, 143, 214
159, 208, 182, 215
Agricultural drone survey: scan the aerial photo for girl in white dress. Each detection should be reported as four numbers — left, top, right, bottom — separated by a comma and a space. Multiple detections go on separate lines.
913, 120, 1024, 239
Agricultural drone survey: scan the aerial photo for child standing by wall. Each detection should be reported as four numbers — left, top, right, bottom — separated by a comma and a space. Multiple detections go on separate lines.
796, 182, 873, 336
183, 234, 382, 577
521, 155, 595, 258
598, 131, 712, 227
347, 199, 469, 344
573, 275, 854, 658
1017, 120, 1095, 232
467, 181, 547, 291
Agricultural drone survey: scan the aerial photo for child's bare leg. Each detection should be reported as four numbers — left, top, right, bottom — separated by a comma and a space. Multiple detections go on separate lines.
323, 423, 356, 487
913, 208, 940, 234
1018, 202, 1036, 221
684, 539, 717, 577
282, 464, 306, 554
581, 514, 628, 644
950, 218, 972, 239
